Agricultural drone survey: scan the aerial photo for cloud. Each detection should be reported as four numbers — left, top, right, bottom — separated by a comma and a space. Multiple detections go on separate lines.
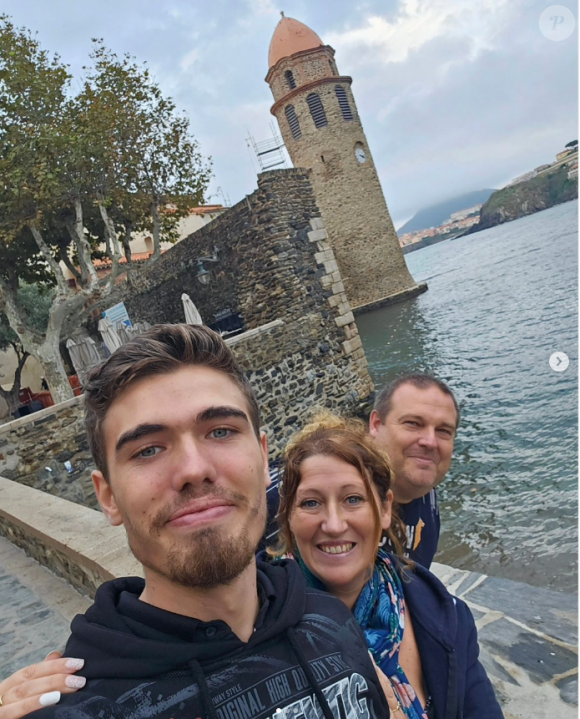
326, 0, 515, 65
180, 48, 200, 72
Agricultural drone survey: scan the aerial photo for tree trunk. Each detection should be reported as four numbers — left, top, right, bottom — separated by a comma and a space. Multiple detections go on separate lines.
151, 199, 162, 260
37, 341, 73, 404
123, 221, 135, 287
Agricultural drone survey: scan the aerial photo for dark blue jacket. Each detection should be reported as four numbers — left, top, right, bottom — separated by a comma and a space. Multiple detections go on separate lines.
402, 561, 503, 719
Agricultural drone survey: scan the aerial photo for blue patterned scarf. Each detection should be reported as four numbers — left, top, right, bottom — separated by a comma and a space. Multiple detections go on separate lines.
353, 549, 428, 719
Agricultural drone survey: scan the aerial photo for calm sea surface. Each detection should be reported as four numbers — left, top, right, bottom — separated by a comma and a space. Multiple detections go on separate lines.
357, 201, 578, 592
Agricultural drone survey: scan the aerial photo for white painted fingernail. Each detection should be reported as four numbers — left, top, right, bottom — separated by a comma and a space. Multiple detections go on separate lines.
39, 691, 61, 707
65, 658, 84, 670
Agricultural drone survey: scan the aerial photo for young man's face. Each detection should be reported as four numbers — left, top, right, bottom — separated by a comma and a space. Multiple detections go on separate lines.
92, 365, 270, 589
369, 383, 457, 504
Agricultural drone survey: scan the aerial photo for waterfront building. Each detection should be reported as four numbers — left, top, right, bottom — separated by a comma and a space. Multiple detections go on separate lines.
265, 16, 424, 313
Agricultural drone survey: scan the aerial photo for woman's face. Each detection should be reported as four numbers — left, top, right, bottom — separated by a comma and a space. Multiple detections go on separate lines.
289, 454, 392, 602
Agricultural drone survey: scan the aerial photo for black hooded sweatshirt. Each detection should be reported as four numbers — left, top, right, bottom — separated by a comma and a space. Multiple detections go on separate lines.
31, 560, 390, 719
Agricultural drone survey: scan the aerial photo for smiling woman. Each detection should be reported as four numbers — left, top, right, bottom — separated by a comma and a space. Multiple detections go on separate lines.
267, 413, 504, 719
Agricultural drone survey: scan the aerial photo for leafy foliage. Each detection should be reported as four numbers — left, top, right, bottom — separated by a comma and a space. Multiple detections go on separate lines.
0, 16, 212, 400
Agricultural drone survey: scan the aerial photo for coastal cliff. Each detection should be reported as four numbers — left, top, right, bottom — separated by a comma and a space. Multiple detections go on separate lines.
467, 165, 578, 234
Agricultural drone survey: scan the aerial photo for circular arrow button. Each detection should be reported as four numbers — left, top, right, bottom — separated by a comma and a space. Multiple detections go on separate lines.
549, 352, 569, 372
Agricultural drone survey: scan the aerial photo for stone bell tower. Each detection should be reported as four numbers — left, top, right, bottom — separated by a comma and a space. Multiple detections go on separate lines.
265, 15, 426, 312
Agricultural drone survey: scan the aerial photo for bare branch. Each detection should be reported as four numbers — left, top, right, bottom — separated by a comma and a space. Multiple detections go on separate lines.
98, 200, 123, 289
58, 244, 81, 283
122, 220, 135, 286
72, 197, 99, 287
151, 198, 162, 260
28, 222, 69, 294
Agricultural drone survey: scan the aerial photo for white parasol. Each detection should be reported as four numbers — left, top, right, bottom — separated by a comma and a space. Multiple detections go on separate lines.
98, 316, 123, 354
181, 294, 203, 325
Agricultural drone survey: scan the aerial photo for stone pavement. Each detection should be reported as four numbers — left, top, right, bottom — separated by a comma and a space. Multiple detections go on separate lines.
0, 536, 577, 718
431, 562, 578, 719
0, 535, 90, 676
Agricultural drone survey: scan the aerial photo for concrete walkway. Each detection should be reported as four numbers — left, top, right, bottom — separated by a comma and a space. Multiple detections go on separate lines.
431, 562, 578, 719
0, 536, 90, 676
0, 537, 576, 718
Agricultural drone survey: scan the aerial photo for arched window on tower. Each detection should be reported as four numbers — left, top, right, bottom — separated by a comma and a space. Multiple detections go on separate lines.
285, 70, 297, 90
335, 86, 353, 121
285, 105, 302, 140
306, 93, 328, 129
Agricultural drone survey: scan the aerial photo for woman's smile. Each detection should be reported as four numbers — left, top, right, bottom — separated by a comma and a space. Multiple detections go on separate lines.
317, 542, 356, 555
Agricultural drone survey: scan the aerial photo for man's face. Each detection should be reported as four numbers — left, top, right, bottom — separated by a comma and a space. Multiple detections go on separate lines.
369, 383, 457, 503
92, 366, 270, 589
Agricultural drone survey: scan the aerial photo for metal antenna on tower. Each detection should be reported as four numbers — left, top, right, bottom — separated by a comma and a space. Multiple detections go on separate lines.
246, 126, 287, 172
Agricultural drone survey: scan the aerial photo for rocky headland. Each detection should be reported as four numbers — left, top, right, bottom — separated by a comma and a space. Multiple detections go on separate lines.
467, 164, 578, 234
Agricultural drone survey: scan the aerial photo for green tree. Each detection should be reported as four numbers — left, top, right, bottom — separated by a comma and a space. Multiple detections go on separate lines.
565, 140, 578, 148
0, 18, 211, 402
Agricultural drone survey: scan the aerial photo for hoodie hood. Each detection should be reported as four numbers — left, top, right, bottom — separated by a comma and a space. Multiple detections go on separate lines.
66, 559, 306, 679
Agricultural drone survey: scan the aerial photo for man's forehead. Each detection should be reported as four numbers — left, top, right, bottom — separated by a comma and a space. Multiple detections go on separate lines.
389, 383, 457, 419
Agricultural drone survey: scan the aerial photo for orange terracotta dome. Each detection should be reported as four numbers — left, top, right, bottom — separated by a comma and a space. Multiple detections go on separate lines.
268, 15, 324, 69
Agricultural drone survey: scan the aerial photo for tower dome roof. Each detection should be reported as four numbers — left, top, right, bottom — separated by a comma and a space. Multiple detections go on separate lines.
268, 16, 324, 69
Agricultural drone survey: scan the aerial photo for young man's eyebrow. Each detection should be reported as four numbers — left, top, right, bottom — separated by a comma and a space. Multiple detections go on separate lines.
115, 408, 249, 454
115, 424, 167, 453
196, 406, 249, 425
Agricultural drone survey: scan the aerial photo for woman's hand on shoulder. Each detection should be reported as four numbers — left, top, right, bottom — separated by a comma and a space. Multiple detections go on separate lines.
0, 651, 86, 719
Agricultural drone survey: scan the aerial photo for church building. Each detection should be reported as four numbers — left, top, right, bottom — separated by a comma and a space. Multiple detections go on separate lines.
266, 15, 426, 312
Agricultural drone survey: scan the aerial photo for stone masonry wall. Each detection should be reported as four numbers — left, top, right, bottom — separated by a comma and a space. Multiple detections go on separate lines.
268, 46, 419, 310
3, 169, 373, 505
0, 397, 97, 509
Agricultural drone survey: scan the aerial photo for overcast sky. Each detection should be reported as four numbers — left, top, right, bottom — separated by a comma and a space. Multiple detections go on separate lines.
2, 0, 577, 226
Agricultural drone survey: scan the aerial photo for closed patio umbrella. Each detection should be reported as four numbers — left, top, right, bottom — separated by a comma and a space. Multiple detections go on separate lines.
81, 337, 103, 365
181, 294, 203, 325
66, 339, 86, 379
117, 325, 132, 344
98, 316, 122, 353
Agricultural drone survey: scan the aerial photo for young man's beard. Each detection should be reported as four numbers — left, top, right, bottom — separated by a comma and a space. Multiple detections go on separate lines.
124, 487, 266, 589
163, 522, 260, 589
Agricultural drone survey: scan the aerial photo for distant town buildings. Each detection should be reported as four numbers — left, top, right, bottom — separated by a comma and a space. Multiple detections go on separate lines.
398, 204, 482, 247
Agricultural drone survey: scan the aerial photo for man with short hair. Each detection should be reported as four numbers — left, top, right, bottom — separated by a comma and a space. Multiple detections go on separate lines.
369, 374, 459, 568
25, 324, 389, 719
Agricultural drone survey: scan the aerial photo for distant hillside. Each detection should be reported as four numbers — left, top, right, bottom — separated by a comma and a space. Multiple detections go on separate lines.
397, 189, 496, 235
467, 165, 577, 234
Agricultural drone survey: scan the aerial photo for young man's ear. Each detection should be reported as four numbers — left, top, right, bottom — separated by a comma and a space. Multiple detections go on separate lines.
92, 470, 123, 526
368, 409, 384, 439
260, 431, 271, 488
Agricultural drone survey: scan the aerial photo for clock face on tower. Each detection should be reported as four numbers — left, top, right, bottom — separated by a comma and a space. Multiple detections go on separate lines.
355, 146, 367, 164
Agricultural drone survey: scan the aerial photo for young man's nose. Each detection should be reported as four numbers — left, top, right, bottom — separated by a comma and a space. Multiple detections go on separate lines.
171, 440, 216, 491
